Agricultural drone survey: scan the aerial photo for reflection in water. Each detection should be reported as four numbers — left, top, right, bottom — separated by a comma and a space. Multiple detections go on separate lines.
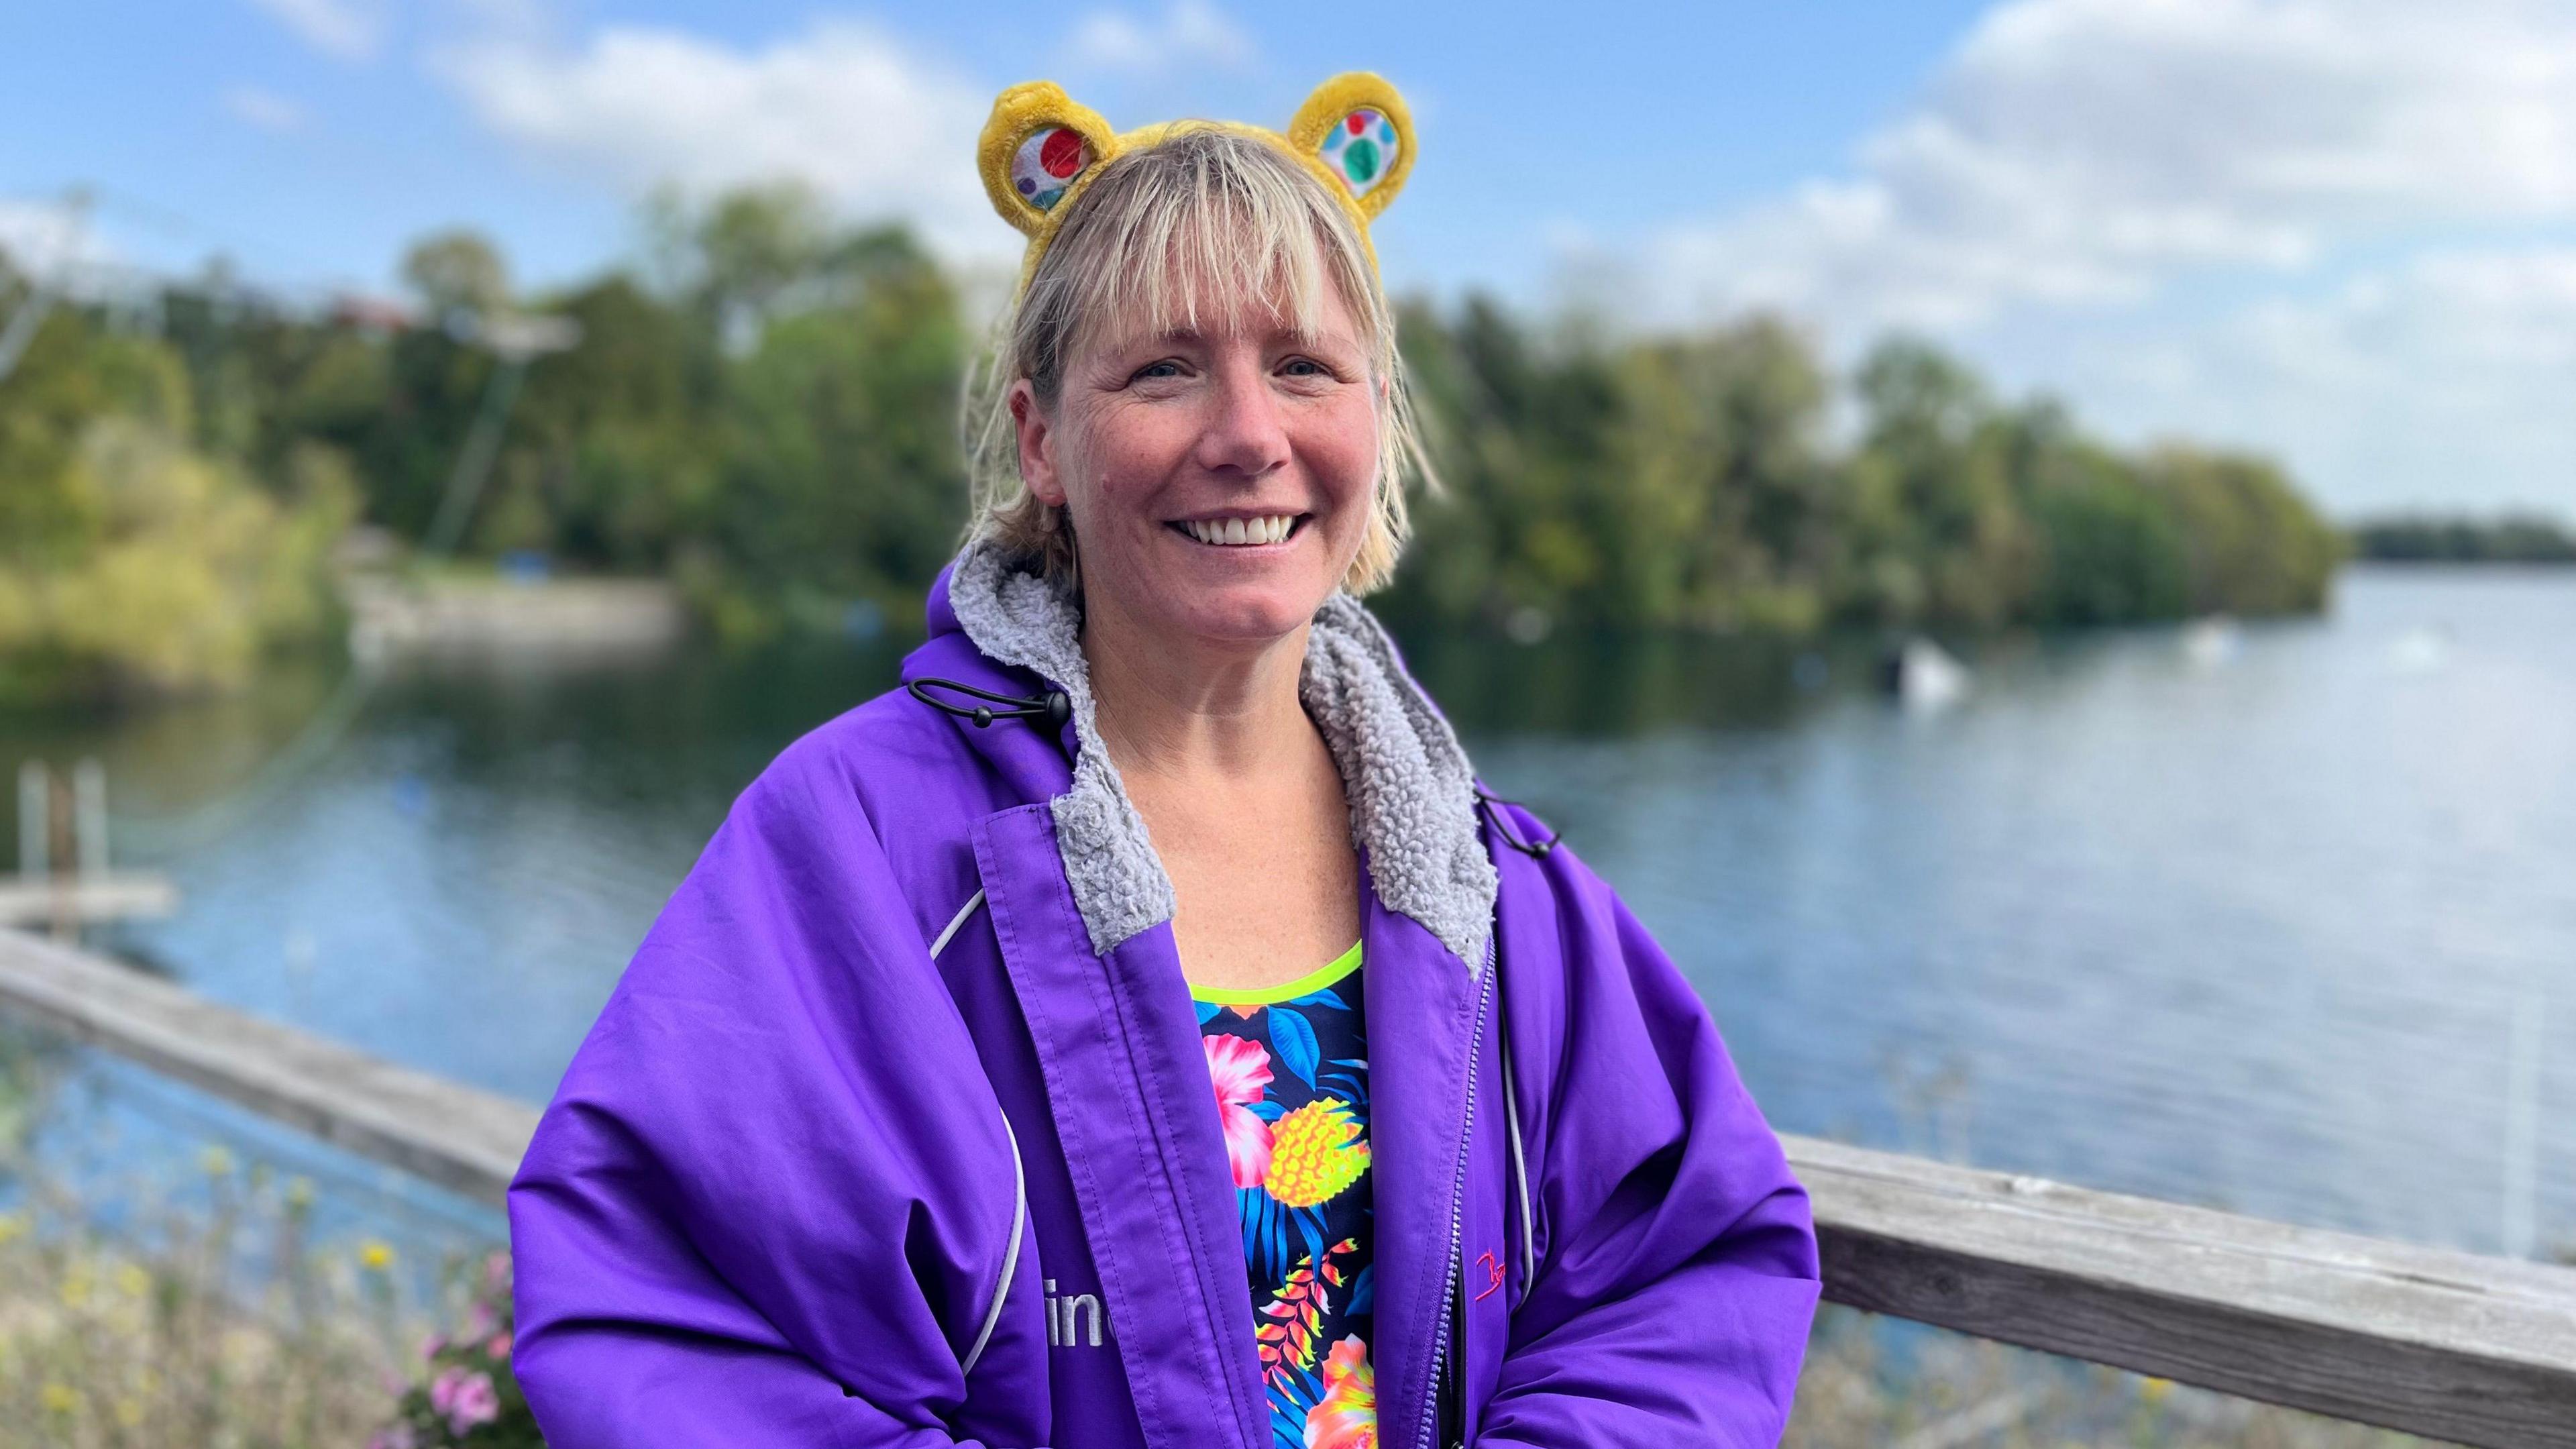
0, 567, 2569, 1261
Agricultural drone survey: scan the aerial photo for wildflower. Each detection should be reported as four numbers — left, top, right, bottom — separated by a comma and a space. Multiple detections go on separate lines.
285, 1176, 315, 1210
41, 1381, 75, 1415
487, 1330, 513, 1358
199, 1144, 235, 1177
2142, 1377, 2174, 1405
482, 1250, 512, 1295
431, 1366, 500, 1434
0, 1213, 28, 1244
59, 1265, 92, 1309
1203, 1033, 1276, 1188
114, 1398, 142, 1428
115, 1263, 151, 1299
421, 1331, 449, 1362
360, 1239, 396, 1272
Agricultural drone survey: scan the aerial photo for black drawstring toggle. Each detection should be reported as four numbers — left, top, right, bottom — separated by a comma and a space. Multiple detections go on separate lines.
1476, 789, 1560, 858
908, 677, 1072, 730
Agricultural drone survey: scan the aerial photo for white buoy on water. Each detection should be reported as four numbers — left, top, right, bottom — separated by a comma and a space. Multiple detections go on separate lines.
2182, 614, 2241, 667
1886, 637, 1970, 712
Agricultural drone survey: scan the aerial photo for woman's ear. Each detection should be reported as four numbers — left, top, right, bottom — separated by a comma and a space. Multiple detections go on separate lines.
1010, 380, 1068, 508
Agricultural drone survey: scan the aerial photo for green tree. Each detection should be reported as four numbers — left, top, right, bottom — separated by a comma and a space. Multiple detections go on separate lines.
402, 231, 511, 321
0, 299, 351, 701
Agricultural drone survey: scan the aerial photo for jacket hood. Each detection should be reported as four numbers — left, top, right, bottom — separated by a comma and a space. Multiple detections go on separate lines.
931, 539, 1498, 969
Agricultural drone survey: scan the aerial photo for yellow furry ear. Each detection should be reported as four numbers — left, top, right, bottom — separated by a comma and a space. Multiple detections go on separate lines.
1285, 72, 1415, 221
978, 82, 1120, 237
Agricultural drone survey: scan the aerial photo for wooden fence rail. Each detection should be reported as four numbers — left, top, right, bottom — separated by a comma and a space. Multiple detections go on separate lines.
1, 928, 2571, 1446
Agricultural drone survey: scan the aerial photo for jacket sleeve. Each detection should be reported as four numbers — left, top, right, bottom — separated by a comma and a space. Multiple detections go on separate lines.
507, 747, 1042, 1448
1477, 838, 1820, 1448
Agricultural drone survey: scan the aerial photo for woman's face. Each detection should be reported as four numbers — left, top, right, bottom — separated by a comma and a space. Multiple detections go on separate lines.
1013, 275, 1379, 652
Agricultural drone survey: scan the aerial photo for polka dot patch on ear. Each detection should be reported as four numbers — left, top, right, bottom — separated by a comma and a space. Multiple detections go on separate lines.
1319, 109, 1399, 198
1012, 126, 1092, 212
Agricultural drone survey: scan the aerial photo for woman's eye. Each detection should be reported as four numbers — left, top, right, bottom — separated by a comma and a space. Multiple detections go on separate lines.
1281, 358, 1328, 378
1133, 360, 1184, 381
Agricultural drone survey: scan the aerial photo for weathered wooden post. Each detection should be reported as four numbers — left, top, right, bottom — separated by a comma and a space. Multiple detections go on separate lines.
1, 762, 174, 931
73, 758, 107, 882
15, 761, 43, 882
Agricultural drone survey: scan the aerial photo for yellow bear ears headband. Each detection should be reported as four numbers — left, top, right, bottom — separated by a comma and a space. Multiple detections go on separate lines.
977, 72, 1415, 293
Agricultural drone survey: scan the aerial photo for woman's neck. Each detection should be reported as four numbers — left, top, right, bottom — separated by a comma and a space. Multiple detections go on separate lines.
1081, 596, 1315, 782
1077, 587, 1359, 991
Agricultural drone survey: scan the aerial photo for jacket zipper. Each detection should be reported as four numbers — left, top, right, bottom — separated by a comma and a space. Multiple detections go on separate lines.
1415, 934, 1496, 1449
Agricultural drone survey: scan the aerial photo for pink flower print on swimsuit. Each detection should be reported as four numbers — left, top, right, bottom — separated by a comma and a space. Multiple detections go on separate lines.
1203, 1032, 1277, 1189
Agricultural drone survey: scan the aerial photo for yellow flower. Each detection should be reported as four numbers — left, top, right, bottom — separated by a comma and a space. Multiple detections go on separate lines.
59, 1266, 92, 1310
115, 1264, 151, 1299
41, 1382, 75, 1415
359, 1240, 396, 1272
199, 1145, 235, 1178
115, 1398, 142, 1428
1263, 1098, 1371, 1208
0, 1214, 27, 1245
286, 1176, 315, 1209
2141, 1377, 2173, 1405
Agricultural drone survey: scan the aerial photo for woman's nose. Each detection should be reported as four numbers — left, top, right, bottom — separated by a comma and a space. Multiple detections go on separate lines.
1194, 360, 1292, 480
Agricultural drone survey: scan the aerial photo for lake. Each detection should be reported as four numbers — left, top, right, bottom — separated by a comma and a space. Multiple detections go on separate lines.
5, 566, 2570, 1261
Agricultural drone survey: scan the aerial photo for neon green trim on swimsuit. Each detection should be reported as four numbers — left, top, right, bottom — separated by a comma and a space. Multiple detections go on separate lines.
1189, 940, 1362, 1005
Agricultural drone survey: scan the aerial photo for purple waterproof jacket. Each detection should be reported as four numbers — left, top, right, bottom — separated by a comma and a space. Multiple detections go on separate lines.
509, 542, 1821, 1448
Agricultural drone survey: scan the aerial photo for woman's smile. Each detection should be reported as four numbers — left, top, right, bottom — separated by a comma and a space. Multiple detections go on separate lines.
1169, 511, 1311, 548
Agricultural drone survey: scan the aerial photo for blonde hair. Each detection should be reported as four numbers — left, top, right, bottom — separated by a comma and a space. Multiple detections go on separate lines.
963, 125, 1431, 594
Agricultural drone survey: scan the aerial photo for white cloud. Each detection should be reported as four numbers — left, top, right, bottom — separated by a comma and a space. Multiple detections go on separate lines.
1067, 1, 1254, 76
2051, 248, 2576, 516
1629, 0, 2576, 515
0, 198, 119, 286
224, 83, 308, 133
245, 0, 384, 62
435, 20, 1005, 260
1647, 0, 2576, 335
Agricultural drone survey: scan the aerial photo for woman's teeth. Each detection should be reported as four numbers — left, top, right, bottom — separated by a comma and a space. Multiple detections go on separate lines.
1184, 515, 1295, 546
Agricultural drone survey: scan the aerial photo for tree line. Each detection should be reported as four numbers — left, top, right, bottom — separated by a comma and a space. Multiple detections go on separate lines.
0, 185, 2345, 700
2349, 515, 2576, 564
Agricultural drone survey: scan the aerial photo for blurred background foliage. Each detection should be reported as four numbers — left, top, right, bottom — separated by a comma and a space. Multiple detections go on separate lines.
1, 183, 2357, 704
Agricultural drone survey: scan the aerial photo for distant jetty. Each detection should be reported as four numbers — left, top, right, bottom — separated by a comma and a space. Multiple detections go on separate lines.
345, 574, 687, 663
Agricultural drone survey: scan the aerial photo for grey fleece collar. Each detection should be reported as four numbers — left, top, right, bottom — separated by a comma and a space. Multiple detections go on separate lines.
946, 540, 1497, 971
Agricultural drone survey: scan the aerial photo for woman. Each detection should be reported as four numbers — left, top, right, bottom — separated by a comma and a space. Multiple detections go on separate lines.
510, 73, 1819, 1448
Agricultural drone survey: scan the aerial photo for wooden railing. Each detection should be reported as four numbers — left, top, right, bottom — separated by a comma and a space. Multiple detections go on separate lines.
2, 928, 2570, 1447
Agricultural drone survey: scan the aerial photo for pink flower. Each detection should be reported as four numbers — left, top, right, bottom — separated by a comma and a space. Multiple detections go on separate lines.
482, 1250, 513, 1296
430, 1366, 500, 1434
487, 1331, 512, 1358
368, 1426, 417, 1449
1202, 1034, 1275, 1189
419, 1332, 447, 1362
1305, 1335, 1377, 1448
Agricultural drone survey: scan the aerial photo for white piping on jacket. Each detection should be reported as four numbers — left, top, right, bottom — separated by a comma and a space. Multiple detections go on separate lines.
933, 888, 1022, 1379
930, 888, 987, 960
961, 1111, 1024, 1376
1500, 1035, 1536, 1293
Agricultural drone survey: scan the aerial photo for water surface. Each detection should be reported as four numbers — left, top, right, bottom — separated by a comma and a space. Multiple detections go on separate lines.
6, 567, 2569, 1258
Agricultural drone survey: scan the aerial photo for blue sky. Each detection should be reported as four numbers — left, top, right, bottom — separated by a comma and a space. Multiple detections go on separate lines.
5, 0, 2575, 519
